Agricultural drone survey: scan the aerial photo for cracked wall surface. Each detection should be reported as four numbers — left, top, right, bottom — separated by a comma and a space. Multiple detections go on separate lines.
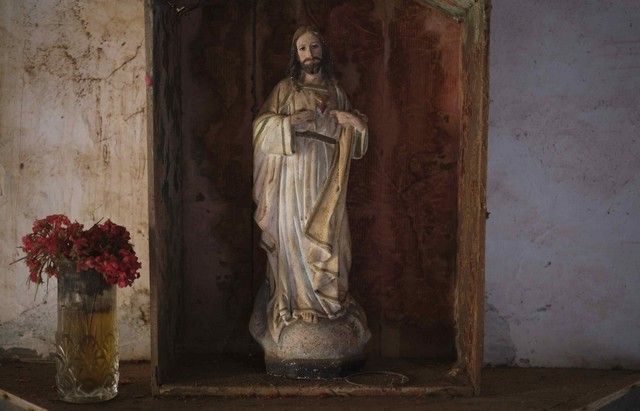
485, 0, 640, 368
0, 0, 149, 360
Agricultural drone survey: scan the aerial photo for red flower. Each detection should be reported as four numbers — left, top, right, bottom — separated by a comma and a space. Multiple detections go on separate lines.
45, 264, 58, 277
18, 215, 140, 288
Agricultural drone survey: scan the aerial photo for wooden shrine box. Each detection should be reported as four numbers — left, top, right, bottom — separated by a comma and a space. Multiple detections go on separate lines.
146, 0, 489, 397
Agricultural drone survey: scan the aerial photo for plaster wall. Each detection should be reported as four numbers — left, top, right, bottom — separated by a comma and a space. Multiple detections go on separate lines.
485, 0, 640, 368
0, 0, 149, 360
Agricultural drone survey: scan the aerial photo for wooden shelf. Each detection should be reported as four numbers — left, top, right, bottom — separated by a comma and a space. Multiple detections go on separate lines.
158, 356, 470, 397
2, 362, 640, 410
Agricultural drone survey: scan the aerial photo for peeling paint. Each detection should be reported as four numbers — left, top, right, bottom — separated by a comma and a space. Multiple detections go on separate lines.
0, 0, 149, 360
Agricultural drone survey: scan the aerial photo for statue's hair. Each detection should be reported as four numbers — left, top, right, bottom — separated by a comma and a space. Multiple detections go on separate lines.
288, 26, 334, 84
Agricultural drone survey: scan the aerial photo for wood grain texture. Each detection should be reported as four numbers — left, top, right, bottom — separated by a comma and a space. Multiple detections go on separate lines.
455, 0, 489, 394
149, 0, 184, 391
4, 362, 640, 409
160, 356, 471, 397
327, 0, 462, 360
176, 1, 256, 357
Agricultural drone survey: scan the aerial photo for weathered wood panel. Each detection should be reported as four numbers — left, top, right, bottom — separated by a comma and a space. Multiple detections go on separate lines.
176, 1, 256, 356
455, 0, 489, 394
160, 356, 471, 397
330, 0, 462, 360
149, 0, 184, 390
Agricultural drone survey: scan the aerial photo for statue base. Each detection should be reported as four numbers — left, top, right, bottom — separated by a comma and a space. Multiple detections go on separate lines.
250, 283, 371, 379
265, 356, 366, 379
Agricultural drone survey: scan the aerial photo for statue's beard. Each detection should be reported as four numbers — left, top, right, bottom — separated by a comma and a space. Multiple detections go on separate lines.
301, 58, 321, 75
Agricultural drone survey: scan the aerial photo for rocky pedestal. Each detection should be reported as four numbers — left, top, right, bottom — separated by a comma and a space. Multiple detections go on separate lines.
250, 284, 371, 379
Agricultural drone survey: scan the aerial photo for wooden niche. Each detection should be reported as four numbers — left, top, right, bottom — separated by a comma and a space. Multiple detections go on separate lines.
147, 0, 489, 397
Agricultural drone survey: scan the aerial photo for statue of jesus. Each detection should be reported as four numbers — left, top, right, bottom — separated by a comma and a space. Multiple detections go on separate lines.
250, 26, 371, 378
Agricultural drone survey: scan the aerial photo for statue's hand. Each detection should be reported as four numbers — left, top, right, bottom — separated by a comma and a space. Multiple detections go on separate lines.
330, 110, 366, 133
290, 110, 315, 132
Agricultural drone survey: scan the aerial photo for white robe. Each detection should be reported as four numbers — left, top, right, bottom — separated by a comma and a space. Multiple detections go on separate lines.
252, 78, 368, 341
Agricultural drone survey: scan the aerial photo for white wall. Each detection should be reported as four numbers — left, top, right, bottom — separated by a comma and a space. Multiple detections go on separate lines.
0, 0, 149, 360
485, 0, 640, 368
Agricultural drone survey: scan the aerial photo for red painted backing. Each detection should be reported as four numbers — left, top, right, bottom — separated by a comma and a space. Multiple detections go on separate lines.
177, 3, 257, 355
178, 0, 461, 361
327, 1, 461, 359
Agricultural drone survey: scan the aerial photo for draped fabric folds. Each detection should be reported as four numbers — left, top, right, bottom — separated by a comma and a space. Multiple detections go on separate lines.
252, 78, 368, 342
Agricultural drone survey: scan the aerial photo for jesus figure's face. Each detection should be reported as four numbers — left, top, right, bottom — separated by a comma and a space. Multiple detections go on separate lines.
296, 32, 323, 75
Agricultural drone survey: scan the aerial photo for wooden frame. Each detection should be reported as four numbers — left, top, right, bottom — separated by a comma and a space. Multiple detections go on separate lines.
146, 0, 489, 396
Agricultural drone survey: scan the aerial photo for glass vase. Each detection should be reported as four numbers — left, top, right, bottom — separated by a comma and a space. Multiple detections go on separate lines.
55, 260, 118, 403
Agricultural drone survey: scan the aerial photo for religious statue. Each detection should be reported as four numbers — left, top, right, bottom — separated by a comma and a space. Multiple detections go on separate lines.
249, 26, 371, 378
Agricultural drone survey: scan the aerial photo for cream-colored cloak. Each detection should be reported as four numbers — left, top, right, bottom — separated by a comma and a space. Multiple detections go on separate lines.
253, 78, 368, 342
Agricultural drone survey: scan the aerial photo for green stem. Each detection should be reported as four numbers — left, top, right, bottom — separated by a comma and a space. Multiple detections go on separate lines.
88, 292, 97, 335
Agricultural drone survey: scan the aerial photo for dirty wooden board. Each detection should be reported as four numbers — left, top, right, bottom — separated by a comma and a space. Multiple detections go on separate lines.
2, 361, 640, 410
322, 0, 462, 361
176, 1, 257, 357
158, 356, 468, 397
148, 0, 184, 387
455, 0, 490, 393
